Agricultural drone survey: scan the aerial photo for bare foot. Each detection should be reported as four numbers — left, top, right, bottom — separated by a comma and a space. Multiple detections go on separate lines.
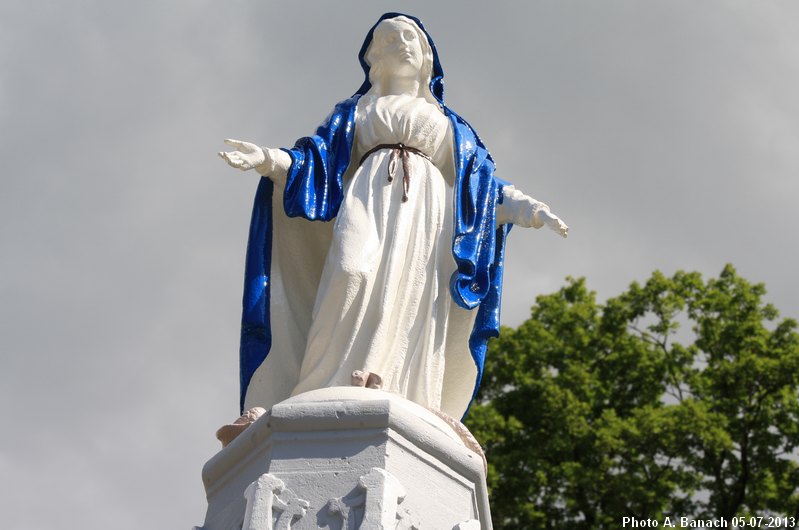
215, 407, 266, 448
430, 409, 487, 472
365, 372, 383, 389
351, 370, 369, 387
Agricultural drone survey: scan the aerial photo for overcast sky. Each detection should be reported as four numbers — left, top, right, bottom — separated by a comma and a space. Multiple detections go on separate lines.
2, 2, 798, 528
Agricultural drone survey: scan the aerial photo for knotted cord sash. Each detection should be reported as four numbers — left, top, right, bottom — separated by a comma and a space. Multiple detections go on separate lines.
359, 143, 432, 202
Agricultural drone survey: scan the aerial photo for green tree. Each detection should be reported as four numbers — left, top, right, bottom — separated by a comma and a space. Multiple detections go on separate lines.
466, 266, 799, 529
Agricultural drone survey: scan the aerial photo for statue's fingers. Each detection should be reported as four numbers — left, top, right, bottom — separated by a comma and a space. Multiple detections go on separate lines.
224, 139, 245, 149
221, 152, 244, 168
546, 217, 566, 237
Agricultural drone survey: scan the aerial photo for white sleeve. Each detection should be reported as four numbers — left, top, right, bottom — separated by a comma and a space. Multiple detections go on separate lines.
496, 185, 550, 228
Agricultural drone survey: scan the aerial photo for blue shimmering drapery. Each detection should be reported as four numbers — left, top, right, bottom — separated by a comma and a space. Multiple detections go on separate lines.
240, 177, 273, 408
240, 12, 511, 415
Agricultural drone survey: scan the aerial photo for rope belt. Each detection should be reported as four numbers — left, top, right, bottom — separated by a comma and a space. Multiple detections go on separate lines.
359, 143, 432, 203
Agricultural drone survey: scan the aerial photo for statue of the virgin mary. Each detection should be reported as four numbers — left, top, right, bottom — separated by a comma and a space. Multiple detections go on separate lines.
219, 13, 568, 421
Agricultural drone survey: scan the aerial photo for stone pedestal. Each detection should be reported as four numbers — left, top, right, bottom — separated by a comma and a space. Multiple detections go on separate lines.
195, 387, 491, 530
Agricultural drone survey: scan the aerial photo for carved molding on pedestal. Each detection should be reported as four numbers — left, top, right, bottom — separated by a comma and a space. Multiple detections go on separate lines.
231, 468, 479, 530
327, 468, 420, 530
198, 391, 492, 530
243, 474, 309, 530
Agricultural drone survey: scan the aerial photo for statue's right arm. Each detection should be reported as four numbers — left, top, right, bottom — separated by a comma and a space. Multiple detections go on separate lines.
218, 139, 292, 184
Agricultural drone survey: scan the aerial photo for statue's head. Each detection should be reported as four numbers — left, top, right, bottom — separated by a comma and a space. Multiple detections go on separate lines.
356, 13, 444, 105
365, 17, 434, 93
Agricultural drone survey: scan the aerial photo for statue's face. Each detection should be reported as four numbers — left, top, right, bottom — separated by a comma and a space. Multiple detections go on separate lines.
373, 20, 424, 78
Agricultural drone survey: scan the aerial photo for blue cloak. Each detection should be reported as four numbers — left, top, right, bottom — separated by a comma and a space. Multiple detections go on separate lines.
239, 13, 510, 417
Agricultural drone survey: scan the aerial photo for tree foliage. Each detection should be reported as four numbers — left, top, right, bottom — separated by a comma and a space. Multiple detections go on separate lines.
465, 266, 799, 529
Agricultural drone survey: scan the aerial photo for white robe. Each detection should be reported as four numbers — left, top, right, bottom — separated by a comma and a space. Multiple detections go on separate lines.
244, 95, 479, 417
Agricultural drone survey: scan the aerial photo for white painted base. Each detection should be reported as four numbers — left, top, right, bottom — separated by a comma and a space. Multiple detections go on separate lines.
195, 387, 491, 530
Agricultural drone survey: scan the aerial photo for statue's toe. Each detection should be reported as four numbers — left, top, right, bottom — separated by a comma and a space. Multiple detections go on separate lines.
351, 370, 368, 387
365, 372, 383, 389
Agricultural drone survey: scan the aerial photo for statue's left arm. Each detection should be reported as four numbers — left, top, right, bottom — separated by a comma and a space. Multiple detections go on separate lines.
497, 185, 569, 238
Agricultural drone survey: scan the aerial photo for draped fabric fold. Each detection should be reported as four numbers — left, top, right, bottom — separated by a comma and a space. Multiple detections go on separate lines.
282, 99, 358, 222
240, 178, 274, 411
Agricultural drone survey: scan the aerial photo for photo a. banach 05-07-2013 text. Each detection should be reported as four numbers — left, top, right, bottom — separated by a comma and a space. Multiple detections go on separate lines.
622, 515, 798, 528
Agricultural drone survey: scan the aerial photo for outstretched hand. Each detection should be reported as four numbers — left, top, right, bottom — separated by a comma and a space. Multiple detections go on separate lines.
218, 139, 267, 172
538, 209, 569, 238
